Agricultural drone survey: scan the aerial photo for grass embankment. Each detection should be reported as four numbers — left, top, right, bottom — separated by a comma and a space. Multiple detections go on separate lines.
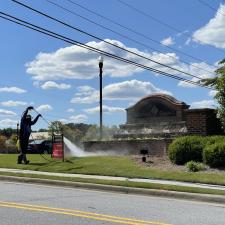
1, 154, 225, 186
2, 154, 225, 196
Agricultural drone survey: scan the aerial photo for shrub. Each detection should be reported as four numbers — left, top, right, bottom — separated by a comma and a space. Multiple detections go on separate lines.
186, 161, 206, 172
203, 142, 225, 168
205, 136, 225, 145
168, 136, 205, 165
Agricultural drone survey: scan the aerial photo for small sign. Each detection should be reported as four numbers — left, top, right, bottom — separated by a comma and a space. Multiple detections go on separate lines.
52, 133, 64, 161
52, 143, 63, 158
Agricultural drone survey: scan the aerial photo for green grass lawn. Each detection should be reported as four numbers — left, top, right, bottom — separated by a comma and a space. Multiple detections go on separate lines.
1, 154, 225, 186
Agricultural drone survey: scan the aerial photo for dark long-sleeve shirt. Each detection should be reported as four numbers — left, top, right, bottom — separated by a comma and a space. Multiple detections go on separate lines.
20, 108, 40, 140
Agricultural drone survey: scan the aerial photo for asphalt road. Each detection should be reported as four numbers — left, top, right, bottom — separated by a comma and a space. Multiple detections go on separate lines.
0, 181, 225, 225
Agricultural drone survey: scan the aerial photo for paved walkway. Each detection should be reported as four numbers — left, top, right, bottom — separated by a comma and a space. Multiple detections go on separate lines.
1, 168, 225, 191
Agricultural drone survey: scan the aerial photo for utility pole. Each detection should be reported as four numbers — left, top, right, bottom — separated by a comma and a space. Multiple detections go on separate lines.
98, 56, 104, 140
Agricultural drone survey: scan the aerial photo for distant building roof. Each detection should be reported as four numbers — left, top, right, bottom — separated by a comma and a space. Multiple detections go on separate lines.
29, 132, 50, 140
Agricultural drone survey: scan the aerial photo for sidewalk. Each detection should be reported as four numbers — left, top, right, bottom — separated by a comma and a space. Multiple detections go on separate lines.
1, 168, 225, 191
2, 168, 225, 204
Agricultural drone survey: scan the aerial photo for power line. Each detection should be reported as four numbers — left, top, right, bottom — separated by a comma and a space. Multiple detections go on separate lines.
12, 0, 204, 81
117, 0, 182, 34
199, 0, 225, 17
0, 12, 213, 90
117, 0, 225, 56
65, 0, 218, 69
45, 0, 216, 79
1, 11, 212, 89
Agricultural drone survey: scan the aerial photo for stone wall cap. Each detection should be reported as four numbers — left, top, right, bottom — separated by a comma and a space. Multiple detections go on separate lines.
186, 108, 216, 113
126, 93, 189, 110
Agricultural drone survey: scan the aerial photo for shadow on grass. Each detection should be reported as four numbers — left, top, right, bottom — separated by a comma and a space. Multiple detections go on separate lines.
29, 163, 49, 166
65, 159, 74, 164
64, 166, 84, 172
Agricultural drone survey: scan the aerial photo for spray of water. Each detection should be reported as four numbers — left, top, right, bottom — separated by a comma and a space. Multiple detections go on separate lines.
63, 137, 87, 157
64, 137, 128, 157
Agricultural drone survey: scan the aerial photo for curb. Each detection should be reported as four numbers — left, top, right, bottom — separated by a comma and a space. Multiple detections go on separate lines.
1, 175, 225, 204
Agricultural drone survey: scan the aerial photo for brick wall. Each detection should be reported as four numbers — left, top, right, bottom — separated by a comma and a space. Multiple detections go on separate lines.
83, 139, 172, 156
185, 109, 223, 135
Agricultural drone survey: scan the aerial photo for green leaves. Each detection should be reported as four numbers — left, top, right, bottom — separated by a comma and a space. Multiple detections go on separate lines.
201, 58, 225, 131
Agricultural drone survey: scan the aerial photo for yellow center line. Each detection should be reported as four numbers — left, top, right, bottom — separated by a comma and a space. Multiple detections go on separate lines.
0, 201, 172, 225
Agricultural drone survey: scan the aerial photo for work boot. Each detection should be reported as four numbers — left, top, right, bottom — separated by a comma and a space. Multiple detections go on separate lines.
24, 160, 30, 165
17, 155, 22, 164
22, 154, 29, 164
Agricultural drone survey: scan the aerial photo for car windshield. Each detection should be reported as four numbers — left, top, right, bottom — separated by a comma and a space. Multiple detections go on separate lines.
29, 140, 44, 144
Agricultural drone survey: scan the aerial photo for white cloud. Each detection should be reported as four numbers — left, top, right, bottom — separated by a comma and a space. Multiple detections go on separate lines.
71, 79, 171, 104
103, 79, 171, 100
0, 87, 26, 94
33, 81, 40, 88
40, 81, 71, 90
69, 114, 88, 123
176, 30, 189, 37
26, 39, 213, 84
26, 40, 144, 80
36, 104, 53, 112
0, 119, 18, 128
71, 89, 98, 104
161, 37, 174, 46
191, 100, 215, 109
178, 62, 215, 88
67, 108, 75, 113
209, 90, 218, 97
1, 101, 28, 107
192, 4, 225, 48
85, 105, 125, 114
26, 39, 216, 90
76, 86, 96, 95
58, 118, 68, 124
0, 109, 17, 116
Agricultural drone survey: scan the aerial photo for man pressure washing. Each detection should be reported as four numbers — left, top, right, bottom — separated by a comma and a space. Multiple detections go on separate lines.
17, 106, 42, 164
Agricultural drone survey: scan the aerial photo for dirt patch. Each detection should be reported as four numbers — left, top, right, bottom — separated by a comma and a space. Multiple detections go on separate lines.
132, 155, 186, 171
132, 155, 225, 174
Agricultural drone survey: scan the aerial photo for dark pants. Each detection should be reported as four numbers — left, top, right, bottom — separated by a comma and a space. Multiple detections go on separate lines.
18, 138, 29, 164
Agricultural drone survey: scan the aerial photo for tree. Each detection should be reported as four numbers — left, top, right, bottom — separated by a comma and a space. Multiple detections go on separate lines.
48, 121, 63, 134
201, 58, 225, 129
0, 135, 7, 150
0, 128, 16, 138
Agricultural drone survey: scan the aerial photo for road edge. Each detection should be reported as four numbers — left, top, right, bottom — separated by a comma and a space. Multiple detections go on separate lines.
1, 175, 225, 204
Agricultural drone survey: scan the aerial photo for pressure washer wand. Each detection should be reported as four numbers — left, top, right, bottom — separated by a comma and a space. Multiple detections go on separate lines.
33, 108, 51, 126
32, 108, 61, 133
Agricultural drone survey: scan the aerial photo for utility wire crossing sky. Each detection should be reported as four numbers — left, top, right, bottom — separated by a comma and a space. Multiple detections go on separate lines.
0, 0, 224, 129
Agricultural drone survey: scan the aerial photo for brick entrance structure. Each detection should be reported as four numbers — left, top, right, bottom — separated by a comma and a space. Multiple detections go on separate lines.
115, 94, 223, 138
83, 94, 223, 155
185, 108, 222, 135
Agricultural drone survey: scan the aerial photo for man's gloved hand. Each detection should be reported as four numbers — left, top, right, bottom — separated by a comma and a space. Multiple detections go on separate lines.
38, 114, 42, 117
27, 106, 34, 110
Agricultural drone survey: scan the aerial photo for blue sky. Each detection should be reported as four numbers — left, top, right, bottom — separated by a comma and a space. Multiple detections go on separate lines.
0, 0, 225, 130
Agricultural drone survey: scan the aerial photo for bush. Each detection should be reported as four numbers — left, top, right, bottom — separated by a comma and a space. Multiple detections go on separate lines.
168, 136, 205, 165
205, 136, 225, 145
186, 161, 206, 172
203, 142, 225, 168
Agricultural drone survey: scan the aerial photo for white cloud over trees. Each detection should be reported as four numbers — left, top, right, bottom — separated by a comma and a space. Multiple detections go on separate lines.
0, 87, 26, 94
36, 104, 53, 112
1, 101, 28, 107
71, 79, 171, 104
160, 37, 175, 46
190, 100, 215, 109
0, 109, 17, 116
40, 81, 71, 90
85, 105, 124, 114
